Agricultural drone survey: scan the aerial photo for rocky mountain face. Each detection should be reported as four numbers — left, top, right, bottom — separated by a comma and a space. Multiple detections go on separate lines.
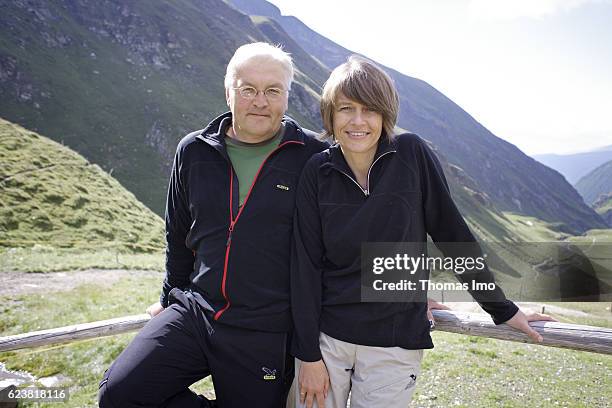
576, 160, 612, 205
1, 0, 607, 234
227, 0, 607, 234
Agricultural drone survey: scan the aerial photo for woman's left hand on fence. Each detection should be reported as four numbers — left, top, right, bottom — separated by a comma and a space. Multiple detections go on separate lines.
505, 309, 557, 343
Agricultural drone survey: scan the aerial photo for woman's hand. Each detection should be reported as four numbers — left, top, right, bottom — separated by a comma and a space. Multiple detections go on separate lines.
505, 309, 557, 342
299, 359, 330, 408
427, 298, 450, 328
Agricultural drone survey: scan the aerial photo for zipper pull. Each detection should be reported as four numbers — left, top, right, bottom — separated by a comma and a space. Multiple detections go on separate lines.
226, 224, 234, 246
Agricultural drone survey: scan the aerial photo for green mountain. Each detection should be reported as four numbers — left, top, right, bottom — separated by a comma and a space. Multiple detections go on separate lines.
534, 149, 612, 184
575, 160, 612, 205
593, 193, 612, 227
0, 117, 164, 251
0, 0, 606, 234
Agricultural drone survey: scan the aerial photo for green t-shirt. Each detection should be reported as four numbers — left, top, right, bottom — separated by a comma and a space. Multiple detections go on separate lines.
225, 126, 284, 206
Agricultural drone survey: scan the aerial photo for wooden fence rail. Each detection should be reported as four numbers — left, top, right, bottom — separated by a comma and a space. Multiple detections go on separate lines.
0, 310, 610, 354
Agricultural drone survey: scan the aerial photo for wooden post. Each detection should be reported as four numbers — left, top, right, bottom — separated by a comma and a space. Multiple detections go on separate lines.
431, 310, 612, 355
0, 314, 151, 353
0, 311, 610, 355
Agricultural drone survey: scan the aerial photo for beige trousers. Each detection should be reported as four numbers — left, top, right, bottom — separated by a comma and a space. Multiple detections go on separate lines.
295, 332, 423, 408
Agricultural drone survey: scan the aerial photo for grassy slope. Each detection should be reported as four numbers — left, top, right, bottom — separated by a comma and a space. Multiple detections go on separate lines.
593, 194, 612, 227
564, 229, 612, 294
595, 196, 612, 214
0, 118, 164, 254
0, 247, 163, 273
415, 330, 611, 407
575, 159, 612, 204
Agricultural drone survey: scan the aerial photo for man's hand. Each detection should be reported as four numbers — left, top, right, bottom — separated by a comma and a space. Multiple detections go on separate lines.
505, 309, 557, 342
146, 302, 165, 318
427, 298, 450, 328
298, 359, 329, 408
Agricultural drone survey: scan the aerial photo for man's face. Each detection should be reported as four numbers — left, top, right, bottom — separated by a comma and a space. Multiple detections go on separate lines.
226, 59, 289, 143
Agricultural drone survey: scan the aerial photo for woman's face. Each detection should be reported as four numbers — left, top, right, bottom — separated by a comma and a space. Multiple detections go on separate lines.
333, 93, 383, 158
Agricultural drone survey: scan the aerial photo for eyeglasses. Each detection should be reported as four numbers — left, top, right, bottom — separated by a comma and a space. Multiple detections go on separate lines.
231, 86, 287, 100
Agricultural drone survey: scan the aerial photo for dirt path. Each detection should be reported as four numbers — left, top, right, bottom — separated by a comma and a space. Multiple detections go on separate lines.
1, 270, 602, 321
0, 269, 163, 297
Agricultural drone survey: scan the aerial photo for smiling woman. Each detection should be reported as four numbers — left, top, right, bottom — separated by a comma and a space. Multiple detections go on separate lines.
290, 56, 554, 408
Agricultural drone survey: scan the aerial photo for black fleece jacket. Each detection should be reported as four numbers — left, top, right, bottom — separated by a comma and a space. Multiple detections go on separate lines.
161, 112, 328, 332
291, 133, 519, 361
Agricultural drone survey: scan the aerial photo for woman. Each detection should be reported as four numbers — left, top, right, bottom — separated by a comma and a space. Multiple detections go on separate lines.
291, 56, 553, 408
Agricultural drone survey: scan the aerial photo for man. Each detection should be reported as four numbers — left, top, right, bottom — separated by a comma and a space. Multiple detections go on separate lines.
98, 42, 328, 408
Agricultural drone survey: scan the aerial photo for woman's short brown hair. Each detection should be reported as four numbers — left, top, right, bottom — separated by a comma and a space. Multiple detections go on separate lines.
320, 55, 399, 141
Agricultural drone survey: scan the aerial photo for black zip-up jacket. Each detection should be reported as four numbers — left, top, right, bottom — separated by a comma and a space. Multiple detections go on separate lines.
161, 112, 328, 332
291, 133, 519, 361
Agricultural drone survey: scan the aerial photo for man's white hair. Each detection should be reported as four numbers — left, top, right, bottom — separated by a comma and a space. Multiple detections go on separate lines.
224, 42, 294, 90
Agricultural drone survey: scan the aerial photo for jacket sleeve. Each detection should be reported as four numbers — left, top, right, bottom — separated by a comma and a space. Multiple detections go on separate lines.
160, 141, 195, 308
415, 137, 519, 324
290, 158, 324, 361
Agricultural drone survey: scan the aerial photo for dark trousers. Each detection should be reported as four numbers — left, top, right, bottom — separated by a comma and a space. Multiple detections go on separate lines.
98, 289, 293, 408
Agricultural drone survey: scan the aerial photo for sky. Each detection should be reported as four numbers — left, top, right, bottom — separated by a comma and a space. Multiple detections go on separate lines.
267, 0, 612, 155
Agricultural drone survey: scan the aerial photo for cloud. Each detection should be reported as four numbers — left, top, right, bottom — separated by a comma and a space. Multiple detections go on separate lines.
467, 0, 611, 20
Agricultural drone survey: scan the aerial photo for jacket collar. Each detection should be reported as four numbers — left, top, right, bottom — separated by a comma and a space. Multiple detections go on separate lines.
322, 133, 398, 175
195, 111, 307, 159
